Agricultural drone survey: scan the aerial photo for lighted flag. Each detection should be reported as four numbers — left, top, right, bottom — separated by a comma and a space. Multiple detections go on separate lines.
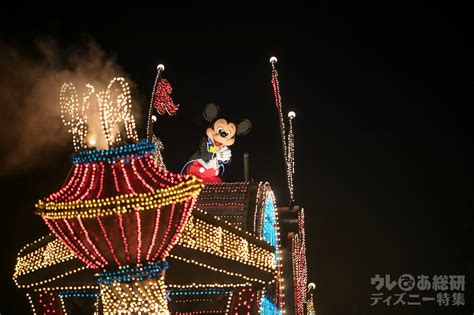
152, 79, 179, 115
271, 69, 281, 108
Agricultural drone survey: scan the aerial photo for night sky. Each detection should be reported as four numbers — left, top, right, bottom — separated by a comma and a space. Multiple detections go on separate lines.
0, 3, 472, 315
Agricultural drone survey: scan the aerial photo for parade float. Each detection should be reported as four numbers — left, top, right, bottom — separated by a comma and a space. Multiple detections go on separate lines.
13, 58, 314, 314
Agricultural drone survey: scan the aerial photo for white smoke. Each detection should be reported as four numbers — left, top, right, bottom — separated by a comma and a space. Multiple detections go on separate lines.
0, 39, 140, 174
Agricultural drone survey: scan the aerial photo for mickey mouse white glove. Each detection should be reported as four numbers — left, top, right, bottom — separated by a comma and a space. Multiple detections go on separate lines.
216, 147, 232, 163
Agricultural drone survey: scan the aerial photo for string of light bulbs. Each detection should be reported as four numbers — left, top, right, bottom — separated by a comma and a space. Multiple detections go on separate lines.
60, 77, 139, 151
270, 57, 296, 203
146, 64, 165, 140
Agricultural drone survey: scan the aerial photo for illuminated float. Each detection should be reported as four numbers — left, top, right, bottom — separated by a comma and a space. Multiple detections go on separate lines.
13, 58, 314, 314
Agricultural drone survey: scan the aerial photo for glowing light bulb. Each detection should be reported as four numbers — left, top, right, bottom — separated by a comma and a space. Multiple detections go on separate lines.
151, 115, 157, 122
157, 64, 165, 71
270, 56, 278, 63
88, 138, 97, 146
288, 111, 296, 118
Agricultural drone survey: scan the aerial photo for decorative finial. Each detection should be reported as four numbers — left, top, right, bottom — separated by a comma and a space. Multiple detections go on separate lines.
270, 56, 278, 63
157, 64, 165, 71
288, 111, 296, 119
60, 77, 139, 150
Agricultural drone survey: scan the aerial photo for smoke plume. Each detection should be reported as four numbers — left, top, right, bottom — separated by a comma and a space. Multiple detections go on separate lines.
0, 39, 139, 175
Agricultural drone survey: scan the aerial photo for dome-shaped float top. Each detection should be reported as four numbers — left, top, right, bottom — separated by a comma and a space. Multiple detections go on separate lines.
36, 140, 203, 269
36, 76, 203, 269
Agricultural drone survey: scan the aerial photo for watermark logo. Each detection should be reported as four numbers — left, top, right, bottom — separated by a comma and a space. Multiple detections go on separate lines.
370, 274, 465, 306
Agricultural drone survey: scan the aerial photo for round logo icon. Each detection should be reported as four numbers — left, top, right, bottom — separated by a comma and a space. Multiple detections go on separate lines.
398, 274, 415, 291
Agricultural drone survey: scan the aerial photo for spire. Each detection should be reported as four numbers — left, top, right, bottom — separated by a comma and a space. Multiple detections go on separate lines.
269, 56, 296, 203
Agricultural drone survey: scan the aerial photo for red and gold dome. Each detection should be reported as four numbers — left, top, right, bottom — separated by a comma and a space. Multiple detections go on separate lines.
36, 140, 203, 269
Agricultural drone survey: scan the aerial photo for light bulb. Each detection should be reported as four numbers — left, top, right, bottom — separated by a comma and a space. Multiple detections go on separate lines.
88, 138, 97, 146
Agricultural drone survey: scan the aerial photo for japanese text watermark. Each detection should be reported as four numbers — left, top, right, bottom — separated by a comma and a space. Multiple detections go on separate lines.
370, 274, 465, 307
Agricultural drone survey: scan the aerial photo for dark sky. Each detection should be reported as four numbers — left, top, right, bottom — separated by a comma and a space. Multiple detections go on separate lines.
0, 3, 472, 315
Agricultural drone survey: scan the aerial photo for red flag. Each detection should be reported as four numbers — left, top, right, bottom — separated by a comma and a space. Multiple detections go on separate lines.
152, 79, 179, 115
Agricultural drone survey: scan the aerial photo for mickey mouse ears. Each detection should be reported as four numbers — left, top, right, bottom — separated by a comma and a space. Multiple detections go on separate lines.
202, 103, 252, 136
203, 103, 220, 122
236, 119, 252, 136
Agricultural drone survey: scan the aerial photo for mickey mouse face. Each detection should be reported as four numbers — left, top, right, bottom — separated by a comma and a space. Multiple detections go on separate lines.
206, 118, 236, 147
202, 103, 252, 147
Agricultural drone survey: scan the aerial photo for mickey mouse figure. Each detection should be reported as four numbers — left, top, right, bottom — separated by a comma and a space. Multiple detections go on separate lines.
182, 103, 251, 183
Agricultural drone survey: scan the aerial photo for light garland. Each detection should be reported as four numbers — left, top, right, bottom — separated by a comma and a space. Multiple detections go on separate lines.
287, 112, 295, 201
36, 178, 202, 219
195, 182, 274, 244
195, 182, 250, 230
27, 286, 101, 314
262, 192, 278, 260
77, 216, 108, 266
15, 266, 89, 289
175, 312, 223, 314
169, 284, 243, 314
146, 64, 164, 139
260, 295, 282, 315
97, 77, 139, 146
305, 290, 316, 315
231, 287, 258, 314
170, 288, 231, 296
178, 215, 275, 271
152, 203, 177, 261
193, 206, 273, 249
60, 82, 88, 150
34, 285, 99, 292
26, 293, 37, 315
58, 288, 99, 298
270, 57, 296, 203
174, 298, 214, 303
169, 254, 268, 285
146, 205, 162, 260
160, 198, 196, 260
292, 209, 308, 315
256, 185, 285, 312
270, 57, 293, 203
225, 292, 234, 314
46, 164, 83, 202
61, 77, 140, 151
117, 212, 131, 262
151, 135, 167, 169
62, 217, 105, 268
28, 290, 62, 315
96, 261, 168, 285
100, 275, 169, 313
166, 283, 253, 289
71, 139, 156, 164
13, 237, 75, 279
97, 216, 121, 265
